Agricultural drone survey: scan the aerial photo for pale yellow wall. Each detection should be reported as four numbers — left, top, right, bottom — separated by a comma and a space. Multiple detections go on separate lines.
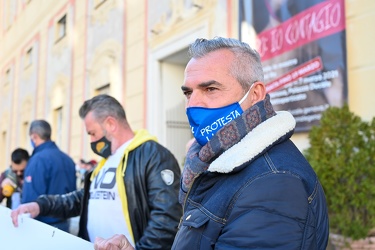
346, 0, 375, 121
124, 0, 147, 130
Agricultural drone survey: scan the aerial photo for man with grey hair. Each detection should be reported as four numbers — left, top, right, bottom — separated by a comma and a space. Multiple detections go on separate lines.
21, 119, 76, 232
93, 37, 329, 250
12, 95, 182, 249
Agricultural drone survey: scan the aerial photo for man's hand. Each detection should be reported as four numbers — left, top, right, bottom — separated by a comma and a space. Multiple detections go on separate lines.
94, 234, 134, 250
10, 202, 40, 227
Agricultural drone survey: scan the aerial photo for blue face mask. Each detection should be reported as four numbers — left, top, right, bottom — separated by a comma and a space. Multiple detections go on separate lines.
186, 89, 250, 146
79, 168, 87, 176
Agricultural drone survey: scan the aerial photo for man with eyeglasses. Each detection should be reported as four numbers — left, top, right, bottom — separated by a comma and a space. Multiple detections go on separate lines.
0, 148, 30, 209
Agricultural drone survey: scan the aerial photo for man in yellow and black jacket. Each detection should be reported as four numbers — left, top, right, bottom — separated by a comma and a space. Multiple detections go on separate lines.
11, 95, 182, 250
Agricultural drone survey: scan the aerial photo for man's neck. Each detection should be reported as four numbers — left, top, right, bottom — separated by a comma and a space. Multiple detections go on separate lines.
110, 129, 135, 153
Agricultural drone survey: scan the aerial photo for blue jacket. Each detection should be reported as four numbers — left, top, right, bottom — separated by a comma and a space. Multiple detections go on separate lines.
22, 141, 76, 225
172, 112, 329, 249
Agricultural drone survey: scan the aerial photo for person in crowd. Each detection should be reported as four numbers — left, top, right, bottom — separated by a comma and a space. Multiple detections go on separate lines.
21, 119, 77, 232
11, 94, 182, 249
92, 37, 329, 250
77, 159, 97, 188
0, 148, 30, 209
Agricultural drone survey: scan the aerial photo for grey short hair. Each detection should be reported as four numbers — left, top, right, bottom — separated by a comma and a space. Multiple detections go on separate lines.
29, 120, 51, 140
188, 37, 264, 90
79, 94, 127, 123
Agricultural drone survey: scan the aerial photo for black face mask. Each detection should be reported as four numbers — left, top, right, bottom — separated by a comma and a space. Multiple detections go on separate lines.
90, 136, 112, 158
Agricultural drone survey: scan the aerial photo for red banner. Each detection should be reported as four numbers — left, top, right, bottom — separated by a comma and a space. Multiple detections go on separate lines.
240, 0, 348, 132
257, 0, 345, 61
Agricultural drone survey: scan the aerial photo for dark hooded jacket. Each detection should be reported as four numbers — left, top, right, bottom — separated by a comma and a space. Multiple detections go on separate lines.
172, 112, 329, 250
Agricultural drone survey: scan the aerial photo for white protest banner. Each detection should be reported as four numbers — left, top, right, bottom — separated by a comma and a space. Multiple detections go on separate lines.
0, 205, 93, 250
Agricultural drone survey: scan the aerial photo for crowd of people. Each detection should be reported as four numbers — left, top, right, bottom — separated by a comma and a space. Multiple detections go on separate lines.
2, 37, 329, 249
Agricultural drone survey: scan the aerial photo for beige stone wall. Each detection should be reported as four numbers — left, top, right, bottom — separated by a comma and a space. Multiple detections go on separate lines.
0, 0, 72, 169
0, 0, 374, 171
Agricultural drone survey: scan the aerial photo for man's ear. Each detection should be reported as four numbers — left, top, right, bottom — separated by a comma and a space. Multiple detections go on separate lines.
30, 133, 37, 142
250, 82, 267, 105
105, 116, 117, 132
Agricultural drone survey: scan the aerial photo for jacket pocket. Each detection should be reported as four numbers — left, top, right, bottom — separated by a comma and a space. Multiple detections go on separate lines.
183, 208, 210, 227
173, 208, 223, 250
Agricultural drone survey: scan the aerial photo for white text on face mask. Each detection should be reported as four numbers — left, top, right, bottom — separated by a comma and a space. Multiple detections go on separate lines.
200, 110, 241, 136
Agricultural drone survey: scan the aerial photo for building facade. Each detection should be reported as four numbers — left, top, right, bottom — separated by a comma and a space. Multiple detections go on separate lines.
1, 0, 375, 171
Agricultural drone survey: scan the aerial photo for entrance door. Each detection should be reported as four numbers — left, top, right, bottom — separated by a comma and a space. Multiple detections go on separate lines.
160, 51, 192, 167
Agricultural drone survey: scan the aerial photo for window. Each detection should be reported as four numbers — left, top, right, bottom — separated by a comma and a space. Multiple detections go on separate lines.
94, 0, 106, 9
4, 68, 11, 85
21, 0, 32, 4
22, 121, 29, 149
54, 107, 63, 146
96, 83, 110, 95
25, 48, 33, 68
56, 15, 67, 42
3, 0, 17, 29
1, 131, 7, 168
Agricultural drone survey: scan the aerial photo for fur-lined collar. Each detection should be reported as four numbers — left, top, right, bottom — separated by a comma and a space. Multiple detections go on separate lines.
208, 111, 296, 173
